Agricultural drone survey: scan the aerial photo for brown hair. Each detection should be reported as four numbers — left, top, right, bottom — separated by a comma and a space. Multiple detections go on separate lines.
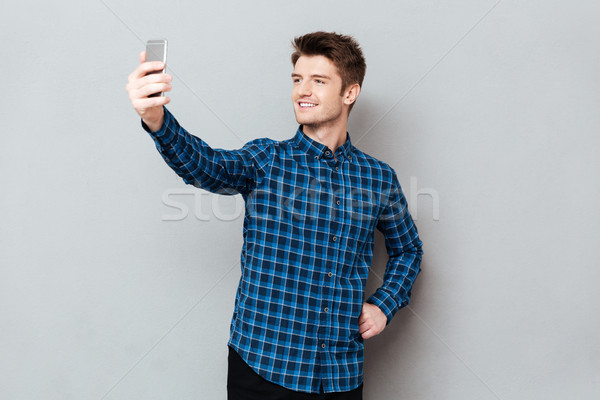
291, 31, 366, 112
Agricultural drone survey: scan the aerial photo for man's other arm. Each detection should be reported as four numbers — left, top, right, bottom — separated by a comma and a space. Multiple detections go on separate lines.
366, 170, 424, 325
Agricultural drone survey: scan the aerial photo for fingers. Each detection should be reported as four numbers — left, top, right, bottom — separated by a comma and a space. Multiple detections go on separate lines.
127, 50, 171, 98
125, 80, 171, 101
127, 74, 173, 93
359, 316, 375, 338
358, 304, 370, 324
359, 316, 373, 331
358, 304, 384, 339
131, 95, 171, 112
359, 320, 379, 340
126, 73, 172, 98
129, 72, 172, 90
358, 315, 368, 326
128, 60, 167, 82
126, 51, 172, 123
358, 309, 372, 335
361, 329, 376, 340
137, 81, 173, 98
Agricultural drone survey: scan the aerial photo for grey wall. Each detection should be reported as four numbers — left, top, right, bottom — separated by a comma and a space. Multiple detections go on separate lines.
1, 1, 599, 399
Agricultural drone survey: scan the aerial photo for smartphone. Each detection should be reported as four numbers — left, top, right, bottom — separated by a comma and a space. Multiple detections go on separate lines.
145, 39, 168, 97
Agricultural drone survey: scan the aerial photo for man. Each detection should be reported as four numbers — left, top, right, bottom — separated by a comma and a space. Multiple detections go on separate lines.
126, 31, 423, 399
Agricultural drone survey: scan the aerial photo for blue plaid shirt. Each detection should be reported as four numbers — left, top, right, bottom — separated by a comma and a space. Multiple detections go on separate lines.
142, 106, 423, 394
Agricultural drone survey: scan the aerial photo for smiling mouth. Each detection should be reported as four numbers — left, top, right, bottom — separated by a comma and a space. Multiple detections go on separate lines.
299, 102, 318, 108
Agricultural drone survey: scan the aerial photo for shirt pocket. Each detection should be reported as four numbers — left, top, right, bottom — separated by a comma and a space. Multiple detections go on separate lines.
345, 195, 380, 243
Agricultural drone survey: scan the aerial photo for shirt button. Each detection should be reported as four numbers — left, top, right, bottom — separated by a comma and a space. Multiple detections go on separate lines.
314, 155, 319, 160
324, 307, 329, 312
335, 166, 339, 171
336, 200, 340, 205
328, 272, 333, 278
321, 343, 326, 348
332, 236, 337, 241
325, 150, 330, 156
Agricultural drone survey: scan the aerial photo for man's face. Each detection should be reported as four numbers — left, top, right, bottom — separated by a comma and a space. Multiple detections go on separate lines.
291, 55, 346, 130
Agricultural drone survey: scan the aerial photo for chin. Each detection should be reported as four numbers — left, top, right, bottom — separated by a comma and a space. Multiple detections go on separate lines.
293, 113, 314, 126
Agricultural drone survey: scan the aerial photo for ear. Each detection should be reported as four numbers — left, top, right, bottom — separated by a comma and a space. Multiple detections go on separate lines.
343, 83, 361, 106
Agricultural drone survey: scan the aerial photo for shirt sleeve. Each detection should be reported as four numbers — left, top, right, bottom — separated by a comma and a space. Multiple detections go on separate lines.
141, 106, 273, 196
366, 170, 424, 325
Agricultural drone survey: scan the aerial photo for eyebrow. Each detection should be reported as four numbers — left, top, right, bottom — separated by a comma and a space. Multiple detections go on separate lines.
291, 73, 332, 80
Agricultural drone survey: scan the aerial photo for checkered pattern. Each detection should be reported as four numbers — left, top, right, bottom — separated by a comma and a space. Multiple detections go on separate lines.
142, 106, 423, 394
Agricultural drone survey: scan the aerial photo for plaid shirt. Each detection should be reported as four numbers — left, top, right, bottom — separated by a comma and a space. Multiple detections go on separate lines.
142, 106, 423, 394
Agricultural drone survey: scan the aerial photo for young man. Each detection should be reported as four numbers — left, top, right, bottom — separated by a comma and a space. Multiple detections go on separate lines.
126, 31, 423, 399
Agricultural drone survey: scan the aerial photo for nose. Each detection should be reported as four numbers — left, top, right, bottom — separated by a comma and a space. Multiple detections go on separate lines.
298, 80, 311, 97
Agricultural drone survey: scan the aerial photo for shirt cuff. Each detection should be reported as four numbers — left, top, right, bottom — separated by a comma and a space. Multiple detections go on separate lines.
140, 106, 176, 145
366, 289, 398, 326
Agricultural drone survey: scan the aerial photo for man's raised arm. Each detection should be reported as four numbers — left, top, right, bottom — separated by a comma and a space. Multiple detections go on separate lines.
125, 51, 273, 196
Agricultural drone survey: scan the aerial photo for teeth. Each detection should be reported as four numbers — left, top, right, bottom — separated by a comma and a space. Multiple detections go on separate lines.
300, 103, 316, 107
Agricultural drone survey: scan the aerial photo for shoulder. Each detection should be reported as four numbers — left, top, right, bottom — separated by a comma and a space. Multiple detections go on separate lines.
246, 135, 301, 156
351, 148, 409, 213
350, 146, 398, 184
242, 136, 278, 149
238, 137, 278, 158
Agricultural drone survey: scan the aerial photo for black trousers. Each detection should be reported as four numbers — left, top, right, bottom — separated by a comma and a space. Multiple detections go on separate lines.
227, 345, 363, 400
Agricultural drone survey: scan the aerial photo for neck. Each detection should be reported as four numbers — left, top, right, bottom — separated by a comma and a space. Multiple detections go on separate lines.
302, 118, 348, 158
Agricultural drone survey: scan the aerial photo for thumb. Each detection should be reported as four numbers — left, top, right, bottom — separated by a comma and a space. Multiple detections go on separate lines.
139, 50, 146, 63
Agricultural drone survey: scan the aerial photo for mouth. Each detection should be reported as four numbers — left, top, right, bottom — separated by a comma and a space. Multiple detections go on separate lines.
298, 102, 318, 109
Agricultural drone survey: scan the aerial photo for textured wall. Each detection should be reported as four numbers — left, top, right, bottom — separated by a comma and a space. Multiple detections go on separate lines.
1, 1, 598, 399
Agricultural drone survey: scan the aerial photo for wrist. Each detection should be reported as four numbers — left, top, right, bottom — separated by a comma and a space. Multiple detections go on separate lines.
141, 108, 165, 133
142, 116, 163, 133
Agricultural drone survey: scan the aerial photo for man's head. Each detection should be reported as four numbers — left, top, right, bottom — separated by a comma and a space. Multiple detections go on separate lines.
290, 32, 366, 129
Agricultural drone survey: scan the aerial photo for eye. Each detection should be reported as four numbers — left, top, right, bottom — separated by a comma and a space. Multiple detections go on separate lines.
315, 79, 324, 84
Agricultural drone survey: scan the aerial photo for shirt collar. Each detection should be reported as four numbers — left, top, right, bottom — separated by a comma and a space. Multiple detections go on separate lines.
292, 125, 354, 161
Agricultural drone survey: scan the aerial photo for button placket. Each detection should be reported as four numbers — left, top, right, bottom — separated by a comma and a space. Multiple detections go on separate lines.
324, 148, 344, 365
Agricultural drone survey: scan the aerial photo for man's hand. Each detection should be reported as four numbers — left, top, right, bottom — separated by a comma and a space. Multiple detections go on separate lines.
358, 302, 387, 340
125, 50, 172, 132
